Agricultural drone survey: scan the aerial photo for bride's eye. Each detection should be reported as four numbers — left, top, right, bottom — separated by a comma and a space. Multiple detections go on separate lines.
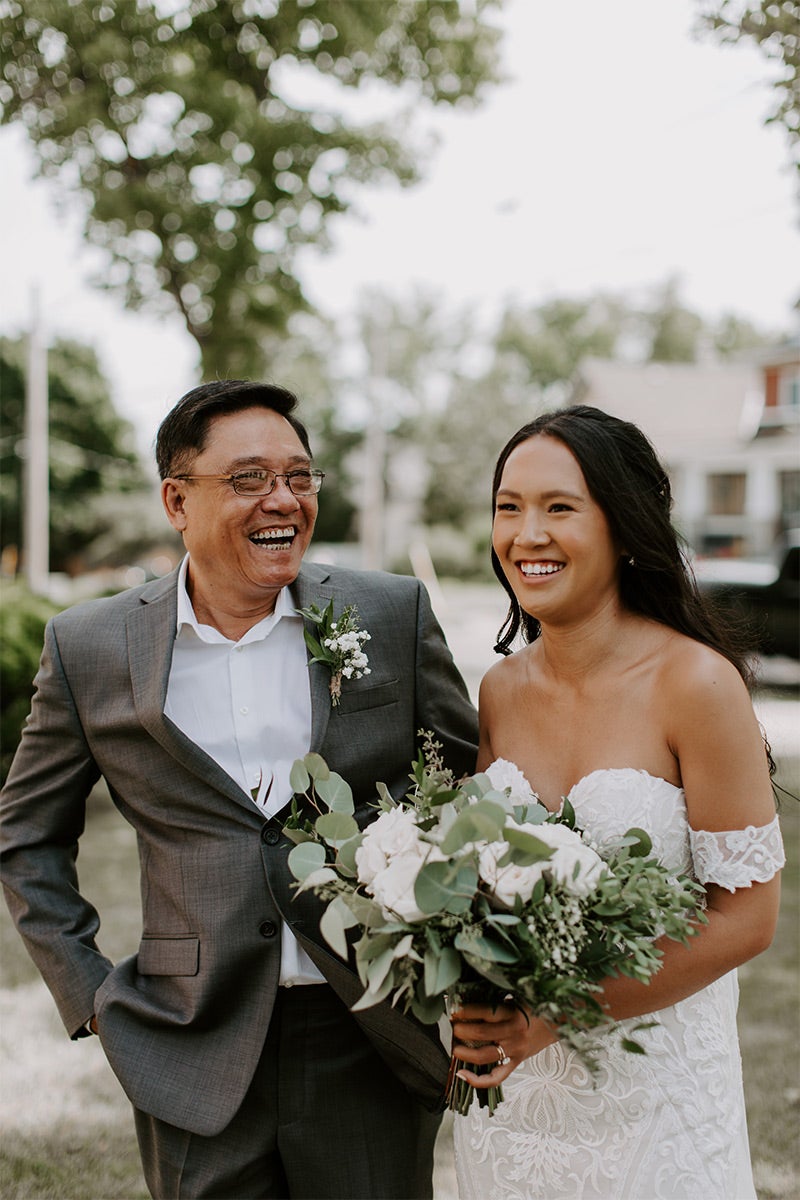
548, 502, 573, 513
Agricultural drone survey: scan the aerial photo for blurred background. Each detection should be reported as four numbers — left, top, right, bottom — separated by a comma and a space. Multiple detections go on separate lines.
0, 1, 798, 1196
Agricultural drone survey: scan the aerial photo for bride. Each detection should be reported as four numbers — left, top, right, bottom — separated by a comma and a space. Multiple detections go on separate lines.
450, 405, 785, 1200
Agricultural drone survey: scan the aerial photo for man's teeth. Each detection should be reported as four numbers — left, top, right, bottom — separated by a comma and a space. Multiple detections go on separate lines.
251, 528, 295, 544
520, 562, 564, 576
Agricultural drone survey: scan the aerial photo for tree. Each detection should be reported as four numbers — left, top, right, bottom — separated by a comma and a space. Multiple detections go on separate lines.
0, 335, 154, 573
257, 312, 361, 542
696, 1, 800, 167
0, 0, 502, 378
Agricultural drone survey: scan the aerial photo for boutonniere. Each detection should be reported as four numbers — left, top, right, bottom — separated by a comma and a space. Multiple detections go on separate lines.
298, 599, 371, 707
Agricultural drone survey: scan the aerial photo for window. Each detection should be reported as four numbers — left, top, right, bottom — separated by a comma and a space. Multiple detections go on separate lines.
779, 369, 800, 411
707, 473, 747, 516
779, 469, 800, 529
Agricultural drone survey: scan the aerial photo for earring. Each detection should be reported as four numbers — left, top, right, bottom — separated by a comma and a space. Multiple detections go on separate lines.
627, 555, 635, 566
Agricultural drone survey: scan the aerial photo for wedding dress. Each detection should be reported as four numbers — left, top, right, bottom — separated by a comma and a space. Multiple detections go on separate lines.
453, 767, 785, 1200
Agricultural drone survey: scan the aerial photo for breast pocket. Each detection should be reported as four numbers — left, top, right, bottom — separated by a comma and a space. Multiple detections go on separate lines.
335, 678, 400, 715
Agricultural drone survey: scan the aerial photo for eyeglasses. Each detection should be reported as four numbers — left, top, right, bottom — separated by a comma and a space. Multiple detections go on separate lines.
173, 468, 325, 497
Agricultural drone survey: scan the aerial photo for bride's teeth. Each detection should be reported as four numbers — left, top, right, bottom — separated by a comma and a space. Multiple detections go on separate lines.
521, 562, 564, 576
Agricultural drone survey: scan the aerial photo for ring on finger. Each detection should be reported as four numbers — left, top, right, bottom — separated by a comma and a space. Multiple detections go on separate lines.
495, 1042, 511, 1067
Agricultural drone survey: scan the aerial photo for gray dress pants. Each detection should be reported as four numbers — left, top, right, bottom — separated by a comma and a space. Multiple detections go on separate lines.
133, 984, 442, 1199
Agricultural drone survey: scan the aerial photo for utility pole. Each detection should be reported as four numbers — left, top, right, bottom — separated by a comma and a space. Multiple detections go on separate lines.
23, 287, 49, 595
360, 321, 387, 571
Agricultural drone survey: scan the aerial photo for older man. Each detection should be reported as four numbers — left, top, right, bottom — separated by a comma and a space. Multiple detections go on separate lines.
1, 380, 478, 1199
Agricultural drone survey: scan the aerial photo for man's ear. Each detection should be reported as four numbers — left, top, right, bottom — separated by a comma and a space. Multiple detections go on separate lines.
161, 479, 188, 532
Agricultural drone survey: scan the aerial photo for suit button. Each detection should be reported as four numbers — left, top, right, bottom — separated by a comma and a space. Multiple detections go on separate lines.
259, 921, 277, 939
262, 827, 280, 845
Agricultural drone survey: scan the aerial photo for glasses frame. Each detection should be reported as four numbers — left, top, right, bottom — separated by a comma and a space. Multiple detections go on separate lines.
172, 468, 325, 497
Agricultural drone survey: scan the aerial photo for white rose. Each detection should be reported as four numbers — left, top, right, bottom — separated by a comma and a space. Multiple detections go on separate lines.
549, 841, 606, 897
370, 849, 436, 922
522, 821, 605, 897
355, 807, 422, 885
478, 834, 549, 908
484, 758, 539, 807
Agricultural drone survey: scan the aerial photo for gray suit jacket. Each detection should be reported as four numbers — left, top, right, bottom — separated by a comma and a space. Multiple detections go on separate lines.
0, 561, 478, 1136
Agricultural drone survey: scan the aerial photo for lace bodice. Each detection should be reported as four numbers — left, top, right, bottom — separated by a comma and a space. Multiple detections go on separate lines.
454, 766, 785, 1200
565, 767, 784, 889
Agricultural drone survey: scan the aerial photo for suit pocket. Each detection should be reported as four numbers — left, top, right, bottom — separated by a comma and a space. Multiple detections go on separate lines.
137, 936, 200, 977
335, 678, 399, 714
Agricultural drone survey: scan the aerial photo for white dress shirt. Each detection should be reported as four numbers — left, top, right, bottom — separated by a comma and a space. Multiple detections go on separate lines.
164, 555, 325, 986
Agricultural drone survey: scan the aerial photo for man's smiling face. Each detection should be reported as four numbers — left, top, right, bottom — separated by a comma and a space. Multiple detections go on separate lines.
162, 406, 318, 621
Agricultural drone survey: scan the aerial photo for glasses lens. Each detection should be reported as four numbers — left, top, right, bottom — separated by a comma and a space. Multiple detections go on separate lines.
287, 470, 322, 495
230, 470, 323, 496
232, 471, 272, 496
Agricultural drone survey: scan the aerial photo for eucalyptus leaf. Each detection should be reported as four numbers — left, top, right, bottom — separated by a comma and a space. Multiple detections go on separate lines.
439, 799, 507, 854
513, 803, 548, 825
287, 840, 326, 882
411, 991, 446, 1024
335, 833, 363, 875
454, 930, 518, 964
315, 773, 354, 813
320, 897, 357, 959
351, 972, 395, 1011
282, 827, 314, 846
366, 946, 398, 993
376, 781, 395, 808
289, 759, 310, 794
623, 827, 653, 857
504, 825, 555, 864
414, 860, 478, 915
315, 811, 360, 845
424, 945, 462, 995
294, 866, 338, 893
304, 753, 331, 781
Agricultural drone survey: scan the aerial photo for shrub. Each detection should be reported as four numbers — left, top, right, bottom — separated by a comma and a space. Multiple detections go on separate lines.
1, 583, 61, 784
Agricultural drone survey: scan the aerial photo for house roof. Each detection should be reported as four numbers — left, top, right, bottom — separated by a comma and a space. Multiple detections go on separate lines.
572, 358, 762, 457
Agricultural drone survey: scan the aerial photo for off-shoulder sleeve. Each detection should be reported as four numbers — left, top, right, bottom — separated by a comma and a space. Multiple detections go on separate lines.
689, 816, 785, 893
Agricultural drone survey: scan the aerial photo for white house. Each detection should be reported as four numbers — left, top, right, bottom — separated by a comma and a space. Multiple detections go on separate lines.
571, 345, 800, 558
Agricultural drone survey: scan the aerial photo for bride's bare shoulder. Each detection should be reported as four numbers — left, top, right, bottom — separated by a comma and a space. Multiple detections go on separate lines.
480, 645, 538, 700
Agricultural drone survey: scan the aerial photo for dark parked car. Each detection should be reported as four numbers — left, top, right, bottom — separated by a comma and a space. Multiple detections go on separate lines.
694, 531, 800, 660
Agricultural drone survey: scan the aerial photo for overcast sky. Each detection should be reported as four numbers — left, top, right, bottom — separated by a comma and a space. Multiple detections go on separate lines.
1, 0, 798, 453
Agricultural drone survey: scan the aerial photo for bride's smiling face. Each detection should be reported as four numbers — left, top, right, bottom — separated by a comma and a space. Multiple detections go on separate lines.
492, 434, 624, 624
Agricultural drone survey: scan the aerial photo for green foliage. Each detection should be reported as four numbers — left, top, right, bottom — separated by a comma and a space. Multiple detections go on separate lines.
696, 1, 800, 166
0, 582, 60, 783
0, 0, 503, 377
0, 335, 152, 572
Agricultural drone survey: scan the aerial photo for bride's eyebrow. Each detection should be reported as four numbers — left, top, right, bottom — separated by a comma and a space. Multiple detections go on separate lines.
496, 487, 584, 502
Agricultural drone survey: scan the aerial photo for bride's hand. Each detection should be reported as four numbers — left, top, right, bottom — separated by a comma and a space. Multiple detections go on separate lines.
449, 1001, 558, 1088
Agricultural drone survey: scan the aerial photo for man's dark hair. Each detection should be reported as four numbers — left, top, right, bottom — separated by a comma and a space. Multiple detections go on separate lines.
155, 380, 312, 479
491, 404, 755, 688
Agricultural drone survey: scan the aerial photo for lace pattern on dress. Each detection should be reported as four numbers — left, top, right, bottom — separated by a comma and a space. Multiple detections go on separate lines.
689, 815, 785, 893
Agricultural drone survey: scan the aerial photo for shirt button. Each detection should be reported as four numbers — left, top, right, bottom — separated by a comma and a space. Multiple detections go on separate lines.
262, 827, 280, 845
240, 706, 249, 715
259, 921, 277, 939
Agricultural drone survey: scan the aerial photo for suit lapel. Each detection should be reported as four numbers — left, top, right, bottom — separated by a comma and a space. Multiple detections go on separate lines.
291, 563, 335, 752
126, 571, 254, 811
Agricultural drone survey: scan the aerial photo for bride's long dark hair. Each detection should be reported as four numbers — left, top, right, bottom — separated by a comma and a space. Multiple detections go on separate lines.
491, 405, 756, 690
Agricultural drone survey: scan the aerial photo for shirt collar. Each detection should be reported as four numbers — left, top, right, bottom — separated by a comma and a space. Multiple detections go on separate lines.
175, 554, 298, 644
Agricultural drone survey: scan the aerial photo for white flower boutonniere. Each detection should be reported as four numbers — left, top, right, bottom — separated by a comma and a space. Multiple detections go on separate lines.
298, 599, 371, 707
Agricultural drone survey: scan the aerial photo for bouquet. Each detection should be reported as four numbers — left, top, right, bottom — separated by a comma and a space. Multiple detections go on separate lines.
284, 733, 705, 1115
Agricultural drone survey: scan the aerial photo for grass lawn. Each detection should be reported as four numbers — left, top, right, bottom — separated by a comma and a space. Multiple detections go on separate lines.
1, 759, 798, 1200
